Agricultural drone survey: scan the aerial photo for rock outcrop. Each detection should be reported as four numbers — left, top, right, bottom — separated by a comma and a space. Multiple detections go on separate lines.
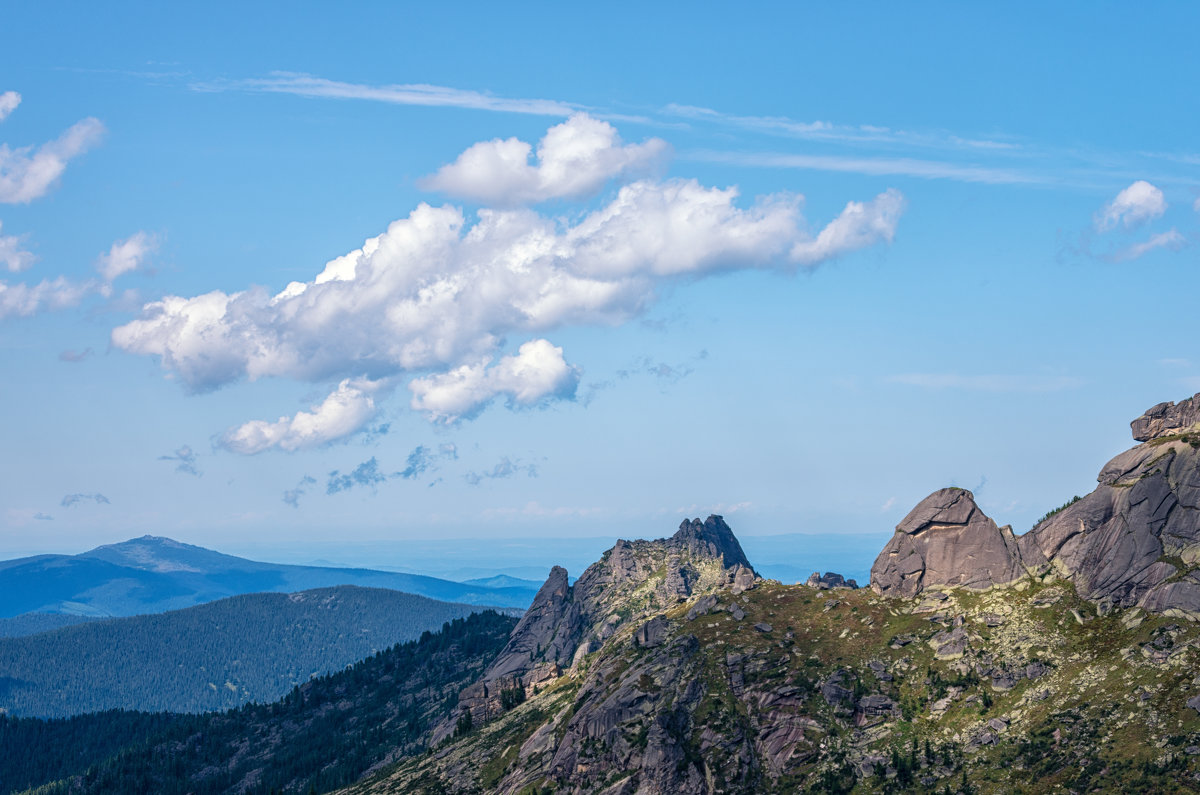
1131, 391, 1200, 442
870, 488, 1025, 598
1023, 401, 1200, 619
871, 394, 1200, 621
452, 515, 759, 729
804, 572, 858, 590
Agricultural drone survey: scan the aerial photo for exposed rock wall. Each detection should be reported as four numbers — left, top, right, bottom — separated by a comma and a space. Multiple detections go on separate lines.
1131, 391, 1200, 441
1023, 438, 1200, 618
870, 488, 1025, 598
874, 394, 1200, 621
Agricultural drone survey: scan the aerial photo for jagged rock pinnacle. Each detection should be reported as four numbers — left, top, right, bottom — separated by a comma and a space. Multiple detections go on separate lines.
670, 514, 756, 574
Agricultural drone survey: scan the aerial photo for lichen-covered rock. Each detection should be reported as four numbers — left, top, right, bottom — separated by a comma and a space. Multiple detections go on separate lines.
870, 488, 1025, 598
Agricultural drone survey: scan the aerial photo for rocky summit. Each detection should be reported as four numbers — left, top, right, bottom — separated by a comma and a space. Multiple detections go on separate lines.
870, 392, 1200, 623
328, 396, 1200, 795
871, 488, 1025, 598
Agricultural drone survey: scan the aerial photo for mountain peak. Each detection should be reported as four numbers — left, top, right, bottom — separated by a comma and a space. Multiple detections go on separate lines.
872, 487, 1024, 598
670, 513, 755, 572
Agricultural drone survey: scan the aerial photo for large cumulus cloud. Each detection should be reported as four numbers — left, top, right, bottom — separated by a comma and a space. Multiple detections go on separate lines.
113, 114, 905, 448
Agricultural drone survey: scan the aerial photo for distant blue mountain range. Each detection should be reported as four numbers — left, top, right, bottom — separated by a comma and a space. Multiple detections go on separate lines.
0, 536, 538, 629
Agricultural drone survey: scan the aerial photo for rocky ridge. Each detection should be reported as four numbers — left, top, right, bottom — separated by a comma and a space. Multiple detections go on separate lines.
332, 395, 1200, 794
445, 515, 757, 737
872, 393, 1200, 621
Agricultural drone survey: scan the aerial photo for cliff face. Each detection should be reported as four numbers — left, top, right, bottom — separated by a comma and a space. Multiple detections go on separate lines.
1022, 432, 1200, 619
872, 393, 1200, 622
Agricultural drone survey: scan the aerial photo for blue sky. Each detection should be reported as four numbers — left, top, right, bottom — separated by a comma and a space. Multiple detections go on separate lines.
2, 3, 1198, 563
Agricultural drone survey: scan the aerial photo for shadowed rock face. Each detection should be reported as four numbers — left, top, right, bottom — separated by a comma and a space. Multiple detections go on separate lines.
1131, 392, 1200, 442
870, 488, 1025, 598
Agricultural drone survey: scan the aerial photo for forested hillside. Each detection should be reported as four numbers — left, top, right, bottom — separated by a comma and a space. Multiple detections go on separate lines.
0, 614, 97, 639
0, 611, 517, 795
0, 586, 512, 717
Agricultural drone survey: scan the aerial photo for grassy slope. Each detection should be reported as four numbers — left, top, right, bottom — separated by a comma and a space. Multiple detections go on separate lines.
359, 580, 1200, 794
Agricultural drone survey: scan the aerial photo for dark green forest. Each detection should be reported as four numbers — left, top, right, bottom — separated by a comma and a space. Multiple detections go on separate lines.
0, 586, 511, 717
0, 611, 516, 795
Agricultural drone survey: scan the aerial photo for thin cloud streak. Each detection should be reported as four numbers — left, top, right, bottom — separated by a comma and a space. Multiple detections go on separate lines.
687, 149, 1042, 185
887, 373, 1084, 392
200, 72, 577, 117
665, 103, 1022, 153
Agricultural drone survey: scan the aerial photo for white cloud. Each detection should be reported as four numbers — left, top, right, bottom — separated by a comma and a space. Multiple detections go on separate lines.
420, 113, 669, 205
113, 187, 903, 392
215, 72, 575, 117
218, 377, 385, 454
96, 231, 156, 284
0, 116, 105, 204
0, 220, 34, 272
1194, 196, 1200, 214
791, 189, 906, 264
0, 276, 92, 319
1095, 180, 1166, 231
0, 92, 19, 123
1112, 228, 1186, 261
113, 117, 905, 429
409, 339, 579, 422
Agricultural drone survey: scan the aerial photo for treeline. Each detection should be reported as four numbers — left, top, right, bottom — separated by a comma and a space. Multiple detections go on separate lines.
0, 586, 500, 717
0, 611, 516, 795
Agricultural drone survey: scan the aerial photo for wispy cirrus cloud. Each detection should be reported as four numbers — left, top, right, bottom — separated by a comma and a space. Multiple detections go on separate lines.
886, 373, 1083, 392
1111, 228, 1186, 261
199, 72, 576, 117
665, 103, 1022, 153
688, 149, 1040, 186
